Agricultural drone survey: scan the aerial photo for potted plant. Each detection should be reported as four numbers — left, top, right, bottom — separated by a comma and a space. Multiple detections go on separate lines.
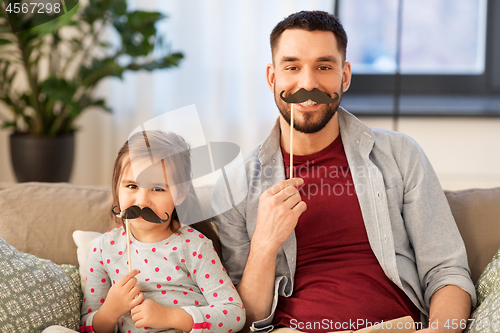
0, 0, 183, 182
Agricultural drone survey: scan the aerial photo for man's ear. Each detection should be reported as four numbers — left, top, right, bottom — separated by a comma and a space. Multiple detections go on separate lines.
266, 63, 275, 92
342, 61, 352, 93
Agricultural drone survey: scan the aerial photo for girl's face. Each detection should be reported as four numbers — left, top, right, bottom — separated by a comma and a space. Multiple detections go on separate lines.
118, 161, 179, 242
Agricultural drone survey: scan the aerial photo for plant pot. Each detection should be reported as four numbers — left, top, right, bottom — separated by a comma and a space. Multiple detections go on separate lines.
9, 133, 75, 183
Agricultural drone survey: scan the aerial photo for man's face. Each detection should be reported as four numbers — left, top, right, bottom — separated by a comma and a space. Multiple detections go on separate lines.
267, 29, 351, 134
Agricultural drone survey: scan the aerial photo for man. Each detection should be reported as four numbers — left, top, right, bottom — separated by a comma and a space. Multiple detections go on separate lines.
211, 10, 475, 333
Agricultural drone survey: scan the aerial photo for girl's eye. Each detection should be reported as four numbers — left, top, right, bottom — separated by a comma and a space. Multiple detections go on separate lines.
152, 187, 165, 192
127, 184, 137, 189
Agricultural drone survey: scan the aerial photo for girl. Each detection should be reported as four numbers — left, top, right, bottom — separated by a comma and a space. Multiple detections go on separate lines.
81, 131, 245, 333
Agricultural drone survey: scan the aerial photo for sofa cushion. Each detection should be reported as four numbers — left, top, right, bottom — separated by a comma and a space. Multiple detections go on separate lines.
0, 237, 81, 332
0, 182, 113, 266
445, 187, 500, 284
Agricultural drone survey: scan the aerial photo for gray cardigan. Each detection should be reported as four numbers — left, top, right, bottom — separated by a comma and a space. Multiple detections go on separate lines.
211, 107, 476, 332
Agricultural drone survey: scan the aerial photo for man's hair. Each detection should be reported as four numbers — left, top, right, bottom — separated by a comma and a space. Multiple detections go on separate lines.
270, 10, 348, 63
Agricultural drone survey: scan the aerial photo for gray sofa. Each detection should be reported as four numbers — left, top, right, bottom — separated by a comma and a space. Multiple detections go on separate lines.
0, 182, 499, 331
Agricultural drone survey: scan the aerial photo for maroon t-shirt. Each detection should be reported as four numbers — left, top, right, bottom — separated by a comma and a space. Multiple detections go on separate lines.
273, 135, 420, 332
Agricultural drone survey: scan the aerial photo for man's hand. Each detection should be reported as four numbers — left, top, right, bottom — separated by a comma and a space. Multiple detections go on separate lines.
131, 299, 194, 331
252, 177, 306, 253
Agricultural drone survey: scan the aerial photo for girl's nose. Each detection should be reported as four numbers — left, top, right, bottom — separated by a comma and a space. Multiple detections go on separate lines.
135, 188, 151, 207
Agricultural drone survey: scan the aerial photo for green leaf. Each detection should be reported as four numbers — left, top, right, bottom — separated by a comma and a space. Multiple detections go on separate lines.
0, 38, 12, 45
80, 57, 124, 87
1, 120, 16, 129
40, 76, 76, 105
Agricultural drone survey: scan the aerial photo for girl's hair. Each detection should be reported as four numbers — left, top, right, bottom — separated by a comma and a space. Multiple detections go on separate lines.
111, 130, 223, 261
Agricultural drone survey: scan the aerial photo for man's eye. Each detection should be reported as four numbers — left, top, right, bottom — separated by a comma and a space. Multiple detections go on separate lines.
319, 66, 331, 70
286, 66, 298, 71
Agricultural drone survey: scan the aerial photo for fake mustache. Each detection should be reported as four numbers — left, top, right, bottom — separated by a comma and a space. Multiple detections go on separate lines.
280, 88, 339, 104
112, 205, 170, 224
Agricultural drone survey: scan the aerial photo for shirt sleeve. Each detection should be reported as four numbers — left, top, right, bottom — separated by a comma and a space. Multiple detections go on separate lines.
182, 236, 245, 333
210, 176, 251, 287
80, 237, 116, 333
398, 134, 477, 309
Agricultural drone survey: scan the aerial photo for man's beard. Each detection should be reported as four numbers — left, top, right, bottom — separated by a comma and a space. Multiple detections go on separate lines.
275, 84, 343, 134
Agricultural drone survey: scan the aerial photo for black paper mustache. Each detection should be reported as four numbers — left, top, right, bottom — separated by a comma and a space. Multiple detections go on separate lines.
112, 205, 170, 224
280, 88, 339, 104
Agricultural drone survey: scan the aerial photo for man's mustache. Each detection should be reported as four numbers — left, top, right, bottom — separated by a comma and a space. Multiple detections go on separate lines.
112, 205, 170, 224
280, 88, 339, 104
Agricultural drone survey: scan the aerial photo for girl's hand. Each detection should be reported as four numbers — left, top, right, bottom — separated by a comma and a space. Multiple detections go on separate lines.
131, 300, 194, 331
101, 269, 143, 319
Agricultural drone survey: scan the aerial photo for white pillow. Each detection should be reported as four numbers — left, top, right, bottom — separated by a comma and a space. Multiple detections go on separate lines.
72, 230, 102, 292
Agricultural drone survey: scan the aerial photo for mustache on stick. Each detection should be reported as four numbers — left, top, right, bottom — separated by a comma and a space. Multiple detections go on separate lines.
280, 88, 339, 104
112, 205, 170, 224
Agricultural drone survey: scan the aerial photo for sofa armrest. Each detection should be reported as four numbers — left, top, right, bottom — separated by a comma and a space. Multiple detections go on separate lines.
0, 182, 113, 265
445, 187, 500, 284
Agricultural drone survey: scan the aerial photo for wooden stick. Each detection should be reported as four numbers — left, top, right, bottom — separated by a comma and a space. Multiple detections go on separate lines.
290, 103, 294, 179
125, 219, 132, 272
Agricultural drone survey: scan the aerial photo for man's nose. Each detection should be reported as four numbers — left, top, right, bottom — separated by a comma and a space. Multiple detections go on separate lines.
297, 67, 320, 91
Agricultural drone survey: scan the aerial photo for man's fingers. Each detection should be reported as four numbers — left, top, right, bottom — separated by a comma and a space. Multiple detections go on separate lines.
268, 178, 304, 196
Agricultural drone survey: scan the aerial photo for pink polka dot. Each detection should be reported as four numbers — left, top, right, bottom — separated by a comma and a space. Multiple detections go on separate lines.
223, 310, 228, 315
155, 267, 159, 272
187, 273, 191, 278
156, 284, 161, 289
188, 228, 194, 232
110, 240, 115, 245
116, 269, 119, 274
152, 247, 156, 252
122, 231, 126, 236
199, 234, 205, 238
195, 300, 199, 305
183, 292, 188, 295
136, 250, 139, 254
237, 317, 241, 321
173, 247, 177, 251
101, 279, 106, 283
90, 268, 94, 273
193, 269, 197, 274
145, 278, 150, 282
106, 259, 110, 264
206, 314, 210, 319
186, 239, 190, 243
205, 274, 210, 279
161, 290, 166, 295
164, 257, 168, 261
219, 279, 224, 284
118, 251, 123, 255
175, 266, 180, 270
173, 300, 178, 304
198, 254, 203, 259
121, 322, 124, 326
99, 261, 103, 265
166, 276, 171, 281
222, 267, 226, 272
165, 242, 169, 245
211, 260, 216, 264
144, 259, 148, 264
210, 304, 214, 308
90, 288, 95, 293
192, 251, 197, 256
93, 248, 97, 252
100, 298, 105, 303
213, 292, 218, 297
201, 287, 205, 292
88, 308, 92, 313
181, 259, 185, 263
113, 280, 116, 284
228, 297, 233, 301
219, 323, 223, 327
229, 330, 233, 333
